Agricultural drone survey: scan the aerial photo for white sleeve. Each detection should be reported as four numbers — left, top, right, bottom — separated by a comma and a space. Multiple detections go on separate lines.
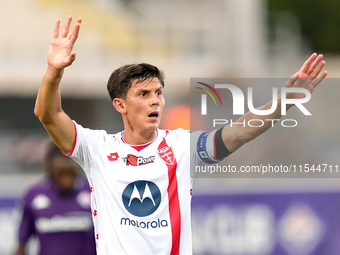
68, 121, 108, 175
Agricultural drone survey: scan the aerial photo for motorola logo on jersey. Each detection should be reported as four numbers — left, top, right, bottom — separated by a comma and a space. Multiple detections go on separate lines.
123, 154, 156, 166
122, 181, 161, 217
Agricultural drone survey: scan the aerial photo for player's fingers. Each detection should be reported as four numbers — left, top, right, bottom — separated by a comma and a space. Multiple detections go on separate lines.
68, 18, 82, 44
312, 71, 328, 88
71, 52, 77, 64
53, 19, 60, 39
285, 72, 299, 87
306, 54, 324, 76
64, 52, 77, 67
61, 15, 73, 38
310, 60, 326, 79
299, 53, 317, 74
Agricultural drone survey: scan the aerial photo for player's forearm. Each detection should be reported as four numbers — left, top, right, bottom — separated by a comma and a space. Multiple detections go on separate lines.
244, 94, 295, 127
236, 95, 292, 140
223, 95, 294, 152
34, 66, 64, 124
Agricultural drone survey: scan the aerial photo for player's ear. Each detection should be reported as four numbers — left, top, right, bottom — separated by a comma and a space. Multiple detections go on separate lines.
113, 98, 126, 114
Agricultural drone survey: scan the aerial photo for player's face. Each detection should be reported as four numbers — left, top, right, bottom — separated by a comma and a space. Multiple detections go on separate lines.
124, 78, 165, 133
50, 157, 77, 195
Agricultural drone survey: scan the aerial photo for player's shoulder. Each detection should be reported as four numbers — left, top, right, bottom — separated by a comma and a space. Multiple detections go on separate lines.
73, 120, 121, 137
26, 178, 50, 192
159, 128, 209, 142
160, 128, 190, 137
22, 178, 52, 202
73, 120, 123, 146
158, 128, 188, 142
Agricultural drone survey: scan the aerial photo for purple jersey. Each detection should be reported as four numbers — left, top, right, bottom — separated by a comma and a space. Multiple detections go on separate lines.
18, 177, 96, 255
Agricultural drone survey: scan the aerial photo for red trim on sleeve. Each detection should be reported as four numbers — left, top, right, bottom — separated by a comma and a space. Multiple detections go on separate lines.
61, 121, 77, 157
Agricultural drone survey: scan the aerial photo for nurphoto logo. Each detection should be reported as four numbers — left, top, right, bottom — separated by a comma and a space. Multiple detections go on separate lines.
196, 80, 312, 128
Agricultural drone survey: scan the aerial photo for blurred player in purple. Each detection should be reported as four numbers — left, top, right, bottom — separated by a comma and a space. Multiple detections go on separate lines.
14, 143, 96, 255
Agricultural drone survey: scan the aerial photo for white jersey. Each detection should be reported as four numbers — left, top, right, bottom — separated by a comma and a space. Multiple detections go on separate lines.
69, 121, 222, 255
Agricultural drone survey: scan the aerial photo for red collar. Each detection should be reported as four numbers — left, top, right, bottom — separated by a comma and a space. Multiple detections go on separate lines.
121, 130, 158, 152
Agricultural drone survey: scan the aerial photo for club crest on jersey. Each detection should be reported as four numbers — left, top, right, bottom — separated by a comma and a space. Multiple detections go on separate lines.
123, 154, 156, 166
157, 144, 175, 165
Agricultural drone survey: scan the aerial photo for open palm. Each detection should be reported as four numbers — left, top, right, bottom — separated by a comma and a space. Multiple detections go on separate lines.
285, 53, 327, 99
47, 16, 82, 70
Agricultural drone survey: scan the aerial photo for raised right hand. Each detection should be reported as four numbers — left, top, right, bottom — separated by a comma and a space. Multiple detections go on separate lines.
47, 16, 82, 70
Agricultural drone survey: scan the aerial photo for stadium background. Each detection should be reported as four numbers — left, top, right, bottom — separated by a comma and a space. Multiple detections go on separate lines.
1, 0, 340, 254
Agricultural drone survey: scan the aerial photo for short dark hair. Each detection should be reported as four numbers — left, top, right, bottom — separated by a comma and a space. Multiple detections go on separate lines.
107, 63, 165, 100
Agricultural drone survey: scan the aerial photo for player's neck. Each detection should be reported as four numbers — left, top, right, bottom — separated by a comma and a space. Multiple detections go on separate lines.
123, 128, 157, 145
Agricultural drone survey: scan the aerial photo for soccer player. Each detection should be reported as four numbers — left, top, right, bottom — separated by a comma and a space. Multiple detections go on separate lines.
34, 16, 327, 254
14, 143, 96, 255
